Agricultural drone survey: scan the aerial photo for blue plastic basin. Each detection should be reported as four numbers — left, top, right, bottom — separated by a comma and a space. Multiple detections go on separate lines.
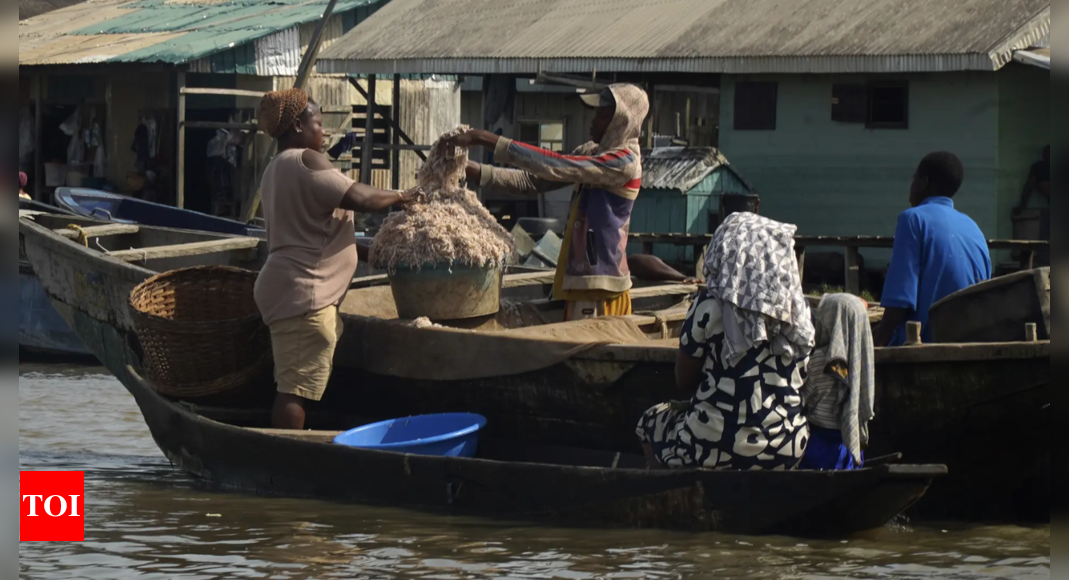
332, 413, 487, 458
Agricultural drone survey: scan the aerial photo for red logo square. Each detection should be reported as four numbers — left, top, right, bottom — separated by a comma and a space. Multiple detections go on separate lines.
20, 471, 85, 542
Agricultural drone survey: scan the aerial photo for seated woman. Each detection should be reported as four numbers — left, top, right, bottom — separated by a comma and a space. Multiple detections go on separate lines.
637, 212, 815, 470
799, 294, 875, 471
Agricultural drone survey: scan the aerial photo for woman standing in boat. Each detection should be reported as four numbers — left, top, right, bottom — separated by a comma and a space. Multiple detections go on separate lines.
255, 89, 419, 430
446, 84, 648, 321
637, 211, 815, 470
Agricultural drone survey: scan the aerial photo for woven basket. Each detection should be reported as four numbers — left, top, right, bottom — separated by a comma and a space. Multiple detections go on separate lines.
129, 266, 271, 399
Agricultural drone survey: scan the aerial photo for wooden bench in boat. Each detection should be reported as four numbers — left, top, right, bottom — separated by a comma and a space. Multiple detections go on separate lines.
56, 224, 141, 240
106, 237, 260, 263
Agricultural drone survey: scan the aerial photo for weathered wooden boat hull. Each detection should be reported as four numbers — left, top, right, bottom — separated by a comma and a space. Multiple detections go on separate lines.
18, 269, 92, 357
123, 364, 940, 535
19, 199, 91, 357
324, 341, 1048, 522
20, 216, 1044, 523
929, 268, 1050, 343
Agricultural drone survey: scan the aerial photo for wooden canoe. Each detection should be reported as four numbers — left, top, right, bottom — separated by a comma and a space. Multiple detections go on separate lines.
124, 364, 942, 535
20, 214, 1047, 522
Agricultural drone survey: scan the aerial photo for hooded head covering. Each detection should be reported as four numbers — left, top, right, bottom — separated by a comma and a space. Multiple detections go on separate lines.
810, 293, 875, 465
257, 88, 310, 139
593, 83, 649, 155
703, 211, 814, 366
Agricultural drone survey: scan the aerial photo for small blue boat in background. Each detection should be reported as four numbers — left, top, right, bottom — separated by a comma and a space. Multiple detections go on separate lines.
54, 188, 263, 238
333, 414, 488, 458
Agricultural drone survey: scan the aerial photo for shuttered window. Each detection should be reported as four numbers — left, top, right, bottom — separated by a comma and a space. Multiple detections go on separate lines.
734, 82, 778, 131
830, 82, 910, 129
867, 82, 909, 129
832, 84, 868, 124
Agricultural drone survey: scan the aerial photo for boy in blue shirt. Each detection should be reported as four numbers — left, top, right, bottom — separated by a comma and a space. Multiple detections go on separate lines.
874, 152, 992, 347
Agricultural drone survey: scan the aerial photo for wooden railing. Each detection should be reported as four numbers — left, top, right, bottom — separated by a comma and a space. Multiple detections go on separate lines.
630, 233, 1050, 295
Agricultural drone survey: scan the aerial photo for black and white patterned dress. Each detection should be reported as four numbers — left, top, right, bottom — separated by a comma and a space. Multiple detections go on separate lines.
637, 291, 810, 471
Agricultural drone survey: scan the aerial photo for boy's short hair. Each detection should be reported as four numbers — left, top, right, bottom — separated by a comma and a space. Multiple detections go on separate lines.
916, 152, 965, 197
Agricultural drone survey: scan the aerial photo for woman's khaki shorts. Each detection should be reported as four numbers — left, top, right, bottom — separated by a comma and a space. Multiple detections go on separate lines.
269, 306, 343, 402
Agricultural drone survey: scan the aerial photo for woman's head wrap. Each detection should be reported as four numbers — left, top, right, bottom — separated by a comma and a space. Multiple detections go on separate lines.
19, 172, 28, 188
703, 211, 814, 366
257, 88, 310, 139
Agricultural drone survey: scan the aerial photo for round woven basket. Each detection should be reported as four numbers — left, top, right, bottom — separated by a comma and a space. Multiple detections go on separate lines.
129, 266, 271, 399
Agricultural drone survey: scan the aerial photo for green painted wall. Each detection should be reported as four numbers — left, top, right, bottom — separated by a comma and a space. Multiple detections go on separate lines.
997, 64, 1050, 239
631, 167, 752, 264
720, 72, 1002, 264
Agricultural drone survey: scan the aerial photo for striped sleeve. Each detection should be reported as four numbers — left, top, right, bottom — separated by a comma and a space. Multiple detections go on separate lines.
494, 138, 641, 194
479, 164, 572, 197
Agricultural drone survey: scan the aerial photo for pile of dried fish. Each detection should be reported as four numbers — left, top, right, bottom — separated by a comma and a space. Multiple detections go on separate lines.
370, 126, 514, 271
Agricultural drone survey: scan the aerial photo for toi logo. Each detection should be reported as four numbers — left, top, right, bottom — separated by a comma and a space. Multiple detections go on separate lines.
20, 471, 85, 542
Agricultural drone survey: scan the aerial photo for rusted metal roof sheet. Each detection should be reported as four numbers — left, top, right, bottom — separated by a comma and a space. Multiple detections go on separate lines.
318, 0, 1050, 75
19, 0, 384, 70
642, 147, 735, 193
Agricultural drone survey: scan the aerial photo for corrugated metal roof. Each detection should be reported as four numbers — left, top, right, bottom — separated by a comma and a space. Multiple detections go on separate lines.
642, 147, 735, 193
20, 0, 87, 20
19, 0, 385, 71
318, 0, 1049, 75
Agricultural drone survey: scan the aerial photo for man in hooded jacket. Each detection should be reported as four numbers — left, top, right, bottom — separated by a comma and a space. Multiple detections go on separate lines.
447, 83, 649, 320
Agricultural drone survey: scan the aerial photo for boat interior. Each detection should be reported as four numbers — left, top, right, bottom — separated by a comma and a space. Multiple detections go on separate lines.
173, 397, 907, 472
22, 213, 267, 273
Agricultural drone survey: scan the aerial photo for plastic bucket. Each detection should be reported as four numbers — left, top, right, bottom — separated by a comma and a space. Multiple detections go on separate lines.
387, 263, 502, 320
333, 413, 487, 457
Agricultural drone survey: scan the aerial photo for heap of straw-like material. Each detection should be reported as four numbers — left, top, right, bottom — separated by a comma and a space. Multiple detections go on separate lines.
370, 126, 514, 271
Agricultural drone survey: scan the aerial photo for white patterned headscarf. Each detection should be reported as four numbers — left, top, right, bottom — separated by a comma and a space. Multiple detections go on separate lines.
703, 212, 815, 366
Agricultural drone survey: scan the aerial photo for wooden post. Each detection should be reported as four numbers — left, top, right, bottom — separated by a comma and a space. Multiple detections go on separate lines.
796, 246, 807, 283
242, 0, 337, 223
33, 74, 43, 201
294, 0, 340, 90
1025, 323, 1039, 342
391, 74, 402, 191
360, 75, 377, 185
348, 77, 427, 162
646, 83, 656, 149
176, 71, 187, 209
845, 246, 861, 295
905, 321, 922, 346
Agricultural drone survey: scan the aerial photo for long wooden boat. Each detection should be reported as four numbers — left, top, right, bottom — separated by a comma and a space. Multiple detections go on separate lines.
19, 191, 262, 358
20, 214, 1045, 522
122, 365, 942, 535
